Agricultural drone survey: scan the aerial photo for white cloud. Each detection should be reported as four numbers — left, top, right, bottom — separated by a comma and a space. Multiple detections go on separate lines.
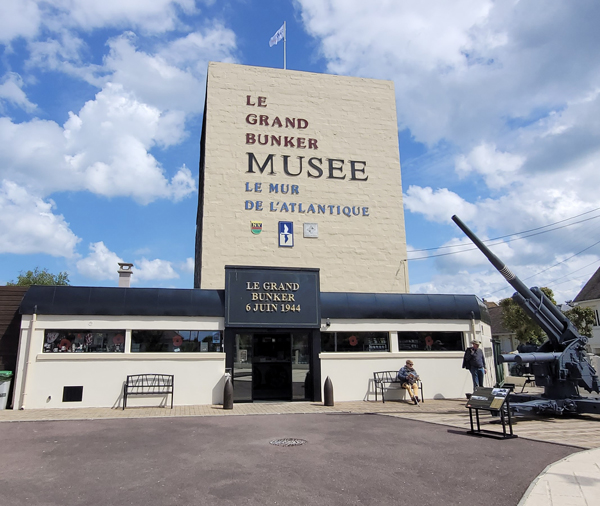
26, 31, 99, 84
159, 26, 238, 71
297, 1, 600, 301
297, 1, 600, 147
76, 241, 123, 280
47, 0, 197, 33
102, 33, 205, 115
25, 25, 237, 100
133, 258, 179, 281
0, 20, 240, 205
0, 83, 196, 203
403, 186, 477, 224
411, 253, 600, 305
76, 241, 179, 282
0, 73, 37, 113
455, 143, 524, 189
410, 269, 503, 298
1, 0, 200, 45
0, 117, 66, 188
0, 180, 80, 257
0, 0, 41, 44
100, 29, 237, 114
179, 257, 195, 273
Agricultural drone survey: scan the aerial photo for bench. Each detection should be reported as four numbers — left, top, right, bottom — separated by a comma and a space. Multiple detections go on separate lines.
373, 371, 424, 403
502, 375, 535, 393
123, 374, 174, 410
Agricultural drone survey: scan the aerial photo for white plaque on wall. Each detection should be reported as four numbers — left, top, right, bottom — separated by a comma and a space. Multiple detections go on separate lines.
303, 223, 318, 238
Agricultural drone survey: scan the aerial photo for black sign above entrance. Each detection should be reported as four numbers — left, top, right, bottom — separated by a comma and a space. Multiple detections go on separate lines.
225, 266, 320, 328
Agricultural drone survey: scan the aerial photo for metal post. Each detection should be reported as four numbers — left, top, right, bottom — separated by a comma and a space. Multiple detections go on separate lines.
283, 21, 287, 70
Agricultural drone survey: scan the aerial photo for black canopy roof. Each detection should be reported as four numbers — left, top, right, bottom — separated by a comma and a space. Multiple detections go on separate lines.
20, 286, 489, 323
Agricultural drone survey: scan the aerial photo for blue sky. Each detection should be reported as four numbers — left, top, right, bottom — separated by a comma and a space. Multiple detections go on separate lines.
2, 0, 600, 304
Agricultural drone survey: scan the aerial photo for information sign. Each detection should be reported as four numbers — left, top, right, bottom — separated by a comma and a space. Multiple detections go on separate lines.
466, 387, 510, 411
465, 386, 517, 439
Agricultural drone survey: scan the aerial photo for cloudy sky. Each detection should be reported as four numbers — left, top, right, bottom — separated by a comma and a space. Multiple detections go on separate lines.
1, 0, 600, 303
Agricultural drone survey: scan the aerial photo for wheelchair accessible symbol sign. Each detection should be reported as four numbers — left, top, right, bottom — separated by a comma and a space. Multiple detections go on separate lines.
278, 221, 294, 247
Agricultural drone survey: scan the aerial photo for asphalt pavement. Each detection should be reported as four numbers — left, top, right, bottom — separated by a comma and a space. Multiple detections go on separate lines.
0, 412, 578, 506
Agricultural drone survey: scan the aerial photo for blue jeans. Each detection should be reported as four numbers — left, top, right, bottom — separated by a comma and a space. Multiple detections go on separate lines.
470, 367, 485, 390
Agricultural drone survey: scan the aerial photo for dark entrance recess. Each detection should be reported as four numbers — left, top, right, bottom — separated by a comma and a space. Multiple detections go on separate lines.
226, 329, 321, 403
253, 334, 292, 400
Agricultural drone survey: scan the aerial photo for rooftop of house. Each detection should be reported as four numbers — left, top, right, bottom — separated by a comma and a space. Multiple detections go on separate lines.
488, 304, 513, 336
574, 266, 600, 303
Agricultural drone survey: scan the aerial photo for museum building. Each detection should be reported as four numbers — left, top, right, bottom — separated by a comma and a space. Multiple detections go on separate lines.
10, 63, 492, 410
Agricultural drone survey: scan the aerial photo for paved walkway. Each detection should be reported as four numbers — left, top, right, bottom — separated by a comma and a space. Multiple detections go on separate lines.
2, 399, 599, 505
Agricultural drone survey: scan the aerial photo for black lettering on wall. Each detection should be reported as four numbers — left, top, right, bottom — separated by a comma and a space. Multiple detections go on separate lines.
247, 153, 276, 175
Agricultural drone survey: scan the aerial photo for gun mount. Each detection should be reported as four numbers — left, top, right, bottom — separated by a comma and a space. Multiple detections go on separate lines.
452, 215, 600, 415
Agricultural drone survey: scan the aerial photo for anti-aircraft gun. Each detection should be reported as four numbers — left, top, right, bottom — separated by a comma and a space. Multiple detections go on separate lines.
452, 215, 600, 415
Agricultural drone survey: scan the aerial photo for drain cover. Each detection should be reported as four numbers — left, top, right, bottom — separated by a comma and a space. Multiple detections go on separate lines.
269, 438, 307, 447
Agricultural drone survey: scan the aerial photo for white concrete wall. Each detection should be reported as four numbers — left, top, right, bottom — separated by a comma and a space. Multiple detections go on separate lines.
14, 314, 492, 408
320, 352, 478, 402
319, 318, 494, 401
14, 315, 226, 410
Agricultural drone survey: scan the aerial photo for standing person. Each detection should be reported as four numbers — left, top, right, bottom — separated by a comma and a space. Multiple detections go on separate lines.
463, 340, 486, 390
398, 359, 421, 405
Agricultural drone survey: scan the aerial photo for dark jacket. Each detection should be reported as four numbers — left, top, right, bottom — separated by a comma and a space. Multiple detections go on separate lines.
462, 347, 485, 370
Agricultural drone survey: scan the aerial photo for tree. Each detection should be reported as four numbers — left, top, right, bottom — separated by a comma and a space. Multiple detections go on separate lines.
563, 305, 595, 338
500, 286, 595, 344
6, 267, 70, 286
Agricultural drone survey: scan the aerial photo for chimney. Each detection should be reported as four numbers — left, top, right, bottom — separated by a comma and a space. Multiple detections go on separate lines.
118, 263, 134, 288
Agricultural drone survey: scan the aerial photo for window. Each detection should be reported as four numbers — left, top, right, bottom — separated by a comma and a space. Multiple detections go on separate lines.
321, 332, 389, 352
397, 331, 463, 351
43, 330, 125, 353
131, 330, 222, 352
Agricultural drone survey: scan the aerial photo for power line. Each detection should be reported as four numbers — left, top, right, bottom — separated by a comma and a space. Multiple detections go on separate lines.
485, 251, 600, 298
520, 239, 600, 282
407, 213, 600, 261
542, 259, 600, 287
408, 207, 600, 253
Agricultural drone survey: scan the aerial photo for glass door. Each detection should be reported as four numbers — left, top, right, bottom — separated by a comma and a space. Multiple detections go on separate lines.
233, 333, 253, 402
291, 331, 310, 400
230, 331, 313, 402
252, 333, 292, 401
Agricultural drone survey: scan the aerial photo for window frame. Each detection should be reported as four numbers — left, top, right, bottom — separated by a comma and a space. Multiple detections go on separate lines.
321, 331, 390, 352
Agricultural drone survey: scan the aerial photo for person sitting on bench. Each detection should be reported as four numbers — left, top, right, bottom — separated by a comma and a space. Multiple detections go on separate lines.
398, 359, 420, 405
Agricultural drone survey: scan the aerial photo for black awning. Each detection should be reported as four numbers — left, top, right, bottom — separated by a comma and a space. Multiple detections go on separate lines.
20, 286, 225, 317
320, 292, 490, 323
20, 285, 489, 323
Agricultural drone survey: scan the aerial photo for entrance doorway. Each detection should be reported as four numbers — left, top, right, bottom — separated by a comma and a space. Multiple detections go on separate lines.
253, 334, 292, 400
231, 331, 313, 402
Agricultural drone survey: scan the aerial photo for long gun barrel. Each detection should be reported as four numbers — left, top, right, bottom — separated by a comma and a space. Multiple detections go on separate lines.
451, 216, 534, 298
497, 352, 561, 364
451, 215, 580, 349
452, 215, 600, 399
513, 352, 562, 364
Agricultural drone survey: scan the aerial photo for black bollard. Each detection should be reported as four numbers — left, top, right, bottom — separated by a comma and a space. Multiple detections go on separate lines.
324, 376, 334, 406
223, 375, 233, 410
